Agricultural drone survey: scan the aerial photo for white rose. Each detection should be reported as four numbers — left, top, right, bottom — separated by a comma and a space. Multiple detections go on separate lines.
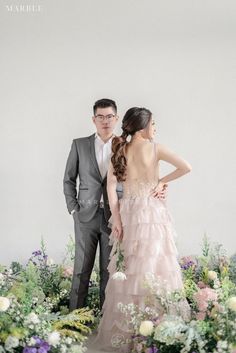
0, 273, 4, 281
208, 271, 218, 280
46, 257, 54, 266
27, 312, 40, 324
227, 297, 236, 311
61, 344, 67, 353
111, 272, 127, 281
139, 320, 154, 336
5, 336, 19, 350
0, 297, 10, 311
65, 337, 73, 345
48, 331, 61, 346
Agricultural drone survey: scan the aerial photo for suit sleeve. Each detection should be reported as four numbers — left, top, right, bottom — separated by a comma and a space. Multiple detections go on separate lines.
63, 139, 80, 214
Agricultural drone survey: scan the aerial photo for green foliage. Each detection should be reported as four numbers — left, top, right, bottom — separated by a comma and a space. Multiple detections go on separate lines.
113, 240, 125, 272
229, 253, 236, 285
63, 235, 76, 263
183, 278, 198, 302
199, 234, 228, 274
52, 308, 94, 342
8, 262, 45, 314
0, 237, 95, 353
85, 284, 100, 318
10, 261, 23, 275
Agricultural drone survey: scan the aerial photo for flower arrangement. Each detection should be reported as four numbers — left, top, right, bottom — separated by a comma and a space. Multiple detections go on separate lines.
0, 237, 95, 353
111, 235, 236, 353
111, 240, 127, 281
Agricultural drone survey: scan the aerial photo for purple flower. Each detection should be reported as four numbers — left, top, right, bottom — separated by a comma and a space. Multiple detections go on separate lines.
32, 336, 43, 345
23, 348, 37, 353
24, 337, 51, 353
32, 250, 42, 256
38, 348, 48, 353
180, 256, 197, 270
41, 342, 50, 351
180, 260, 195, 270
147, 347, 159, 353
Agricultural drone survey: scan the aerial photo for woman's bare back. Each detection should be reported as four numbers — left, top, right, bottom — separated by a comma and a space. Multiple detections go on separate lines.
124, 140, 159, 183
122, 140, 159, 198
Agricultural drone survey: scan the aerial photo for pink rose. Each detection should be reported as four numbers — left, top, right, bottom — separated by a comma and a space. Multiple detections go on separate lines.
194, 288, 218, 314
196, 311, 206, 320
197, 281, 208, 289
62, 266, 73, 278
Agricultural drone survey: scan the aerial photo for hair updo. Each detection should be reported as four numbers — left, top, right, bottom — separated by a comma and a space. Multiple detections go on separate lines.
111, 107, 152, 182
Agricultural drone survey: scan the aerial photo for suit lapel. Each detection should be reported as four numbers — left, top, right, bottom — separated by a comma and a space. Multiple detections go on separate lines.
88, 133, 103, 181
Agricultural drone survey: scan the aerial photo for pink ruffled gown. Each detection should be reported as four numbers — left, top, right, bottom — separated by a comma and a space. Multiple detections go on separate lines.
92, 142, 187, 352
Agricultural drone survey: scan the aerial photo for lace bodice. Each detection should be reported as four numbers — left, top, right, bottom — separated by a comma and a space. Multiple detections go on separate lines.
122, 179, 159, 199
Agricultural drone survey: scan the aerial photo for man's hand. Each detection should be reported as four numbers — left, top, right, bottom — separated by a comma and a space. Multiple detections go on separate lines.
150, 182, 168, 199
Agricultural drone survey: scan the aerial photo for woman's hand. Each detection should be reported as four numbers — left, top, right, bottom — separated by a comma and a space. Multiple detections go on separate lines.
150, 181, 168, 199
112, 217, 123, 241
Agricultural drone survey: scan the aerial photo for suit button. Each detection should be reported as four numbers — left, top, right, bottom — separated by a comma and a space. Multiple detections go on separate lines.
101, 182, 104, 186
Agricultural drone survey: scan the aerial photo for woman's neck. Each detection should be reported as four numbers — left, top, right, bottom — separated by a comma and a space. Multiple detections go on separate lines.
130, 135, 149, 144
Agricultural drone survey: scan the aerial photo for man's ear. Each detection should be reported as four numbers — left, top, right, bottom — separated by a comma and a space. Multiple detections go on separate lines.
92, 116, 95, 123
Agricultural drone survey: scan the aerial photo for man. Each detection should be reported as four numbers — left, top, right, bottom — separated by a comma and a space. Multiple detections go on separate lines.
63, 98, 167, 312
63, 98, 121, 311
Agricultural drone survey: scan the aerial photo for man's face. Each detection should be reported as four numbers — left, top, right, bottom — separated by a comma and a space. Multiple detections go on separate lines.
92, 107, 119, 135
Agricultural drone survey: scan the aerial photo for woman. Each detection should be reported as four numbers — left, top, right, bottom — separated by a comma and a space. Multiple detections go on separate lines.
92, 107, 192, 352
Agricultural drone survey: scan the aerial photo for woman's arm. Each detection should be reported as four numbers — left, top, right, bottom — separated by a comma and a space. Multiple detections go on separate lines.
107, 160, 123, 240
107, 160, 120, 221
157, 143, 192, 184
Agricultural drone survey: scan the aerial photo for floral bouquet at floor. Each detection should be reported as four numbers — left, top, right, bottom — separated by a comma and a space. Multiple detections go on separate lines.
111, 235, 236, 353
0, 237, 95, 353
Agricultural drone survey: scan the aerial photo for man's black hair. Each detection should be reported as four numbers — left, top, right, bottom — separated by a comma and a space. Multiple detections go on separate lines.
93, 98, 117, 115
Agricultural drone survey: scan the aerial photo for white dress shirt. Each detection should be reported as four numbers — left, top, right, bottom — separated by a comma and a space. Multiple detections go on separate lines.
94, 132, 114, 204
71, 133, 114, 214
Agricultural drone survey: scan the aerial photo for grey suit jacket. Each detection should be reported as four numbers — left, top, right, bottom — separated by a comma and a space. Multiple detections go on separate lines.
63, 133, 123, 223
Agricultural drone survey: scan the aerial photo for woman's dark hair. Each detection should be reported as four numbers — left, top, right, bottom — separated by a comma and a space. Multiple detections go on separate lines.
111, 107, 152, 182
93, 98, 117, 115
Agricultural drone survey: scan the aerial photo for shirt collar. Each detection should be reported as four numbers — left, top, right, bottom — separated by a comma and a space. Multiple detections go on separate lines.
95, 132, 114, 144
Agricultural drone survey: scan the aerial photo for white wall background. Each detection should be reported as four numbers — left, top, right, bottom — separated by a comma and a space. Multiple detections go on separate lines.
0, 0, 235, 266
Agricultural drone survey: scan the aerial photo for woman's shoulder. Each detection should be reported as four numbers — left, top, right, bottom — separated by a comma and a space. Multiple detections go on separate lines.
154, 141, 172, 161
154, 141, 168, 152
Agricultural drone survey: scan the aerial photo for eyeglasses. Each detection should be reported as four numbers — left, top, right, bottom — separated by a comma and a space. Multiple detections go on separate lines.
94, 114, 116, 121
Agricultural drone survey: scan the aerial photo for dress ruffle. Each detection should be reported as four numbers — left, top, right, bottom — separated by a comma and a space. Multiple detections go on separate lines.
92, 195, 186, 352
